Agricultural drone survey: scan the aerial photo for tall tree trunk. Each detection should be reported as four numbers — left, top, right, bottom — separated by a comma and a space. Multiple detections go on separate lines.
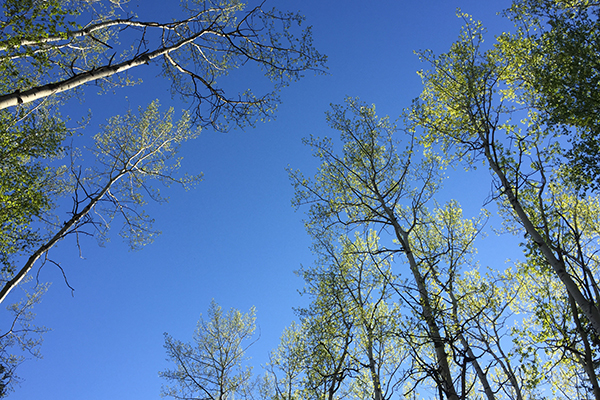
365, 329, 384, 400
447, 287, 496, 400
480, 132, 600, 336
569, 294, 600, 400
378, 199, 460, 400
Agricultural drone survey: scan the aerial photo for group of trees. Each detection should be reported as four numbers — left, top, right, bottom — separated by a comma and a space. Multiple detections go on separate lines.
2, 0, 599, 398
0, 0, 325, 395
161, 1, 600, 400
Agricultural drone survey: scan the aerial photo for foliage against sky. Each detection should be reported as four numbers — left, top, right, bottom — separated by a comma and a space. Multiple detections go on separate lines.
1, 0, 600, 399
0, 0, 324, 395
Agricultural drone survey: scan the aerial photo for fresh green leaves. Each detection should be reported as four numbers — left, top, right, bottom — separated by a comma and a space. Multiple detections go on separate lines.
506, 0, 600, 192
412, 4, 600, 396
161, 300, 257, 400
86, 100, 201, 249
0, 106, 66, 275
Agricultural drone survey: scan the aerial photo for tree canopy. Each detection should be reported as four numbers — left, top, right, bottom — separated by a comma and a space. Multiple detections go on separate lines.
0, 0, 325, 395
4, 0, 600, 399
279, 1, 600, 397
161, 300, 257, 400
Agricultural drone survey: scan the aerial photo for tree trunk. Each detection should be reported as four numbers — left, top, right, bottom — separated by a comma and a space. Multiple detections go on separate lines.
480, 133, 600, 336
379, 199, 460, 400
0, 29, 206, 110
0, 168, 126, 304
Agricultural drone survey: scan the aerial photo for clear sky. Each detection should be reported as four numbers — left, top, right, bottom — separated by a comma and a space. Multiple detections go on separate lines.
7, 1, 518, 399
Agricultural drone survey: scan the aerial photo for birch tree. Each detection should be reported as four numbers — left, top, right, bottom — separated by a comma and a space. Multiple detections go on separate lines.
0, 1, 324, 389
0, 100, 199, 305
0, 0, 326, 291
0, 100, 198, 393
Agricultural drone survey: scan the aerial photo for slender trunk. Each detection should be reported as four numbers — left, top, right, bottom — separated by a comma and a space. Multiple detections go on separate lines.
480, 134, 600, 336
0, 168, 126, 304
326, 323, 352, 400
447, 287, 496, 400
569, 294, 600, 400
378, 200, 459, 400
365, 329, 384, 400
483, 325, 524, 400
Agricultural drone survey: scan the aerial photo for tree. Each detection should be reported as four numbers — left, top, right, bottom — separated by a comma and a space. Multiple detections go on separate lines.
160, 300, 257, 400
289, 98, 453, 398
414, 9, 600, 332
411, 8, 600, 397
288, 94, 600, 399
0, 100, 199, 304
263, 232, 406, 400
0, 0, 82, 272
295, 274, 356, 400
0, 0, 326, 291
0, 100, 198, 395
280, 2, 600, 399
261, 322, 307, 400
510, 259, 600, 399
0, 0, 326, 271
0, 0, 325, 391
327, 234, 405, 400
0, 281, 48, 397
0, 105, 67, 274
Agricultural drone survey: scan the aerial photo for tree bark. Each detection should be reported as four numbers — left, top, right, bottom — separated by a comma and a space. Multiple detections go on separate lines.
0, 28, 208, 110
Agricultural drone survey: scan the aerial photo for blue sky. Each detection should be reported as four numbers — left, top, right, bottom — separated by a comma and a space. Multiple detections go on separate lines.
7, 1, 518, 399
